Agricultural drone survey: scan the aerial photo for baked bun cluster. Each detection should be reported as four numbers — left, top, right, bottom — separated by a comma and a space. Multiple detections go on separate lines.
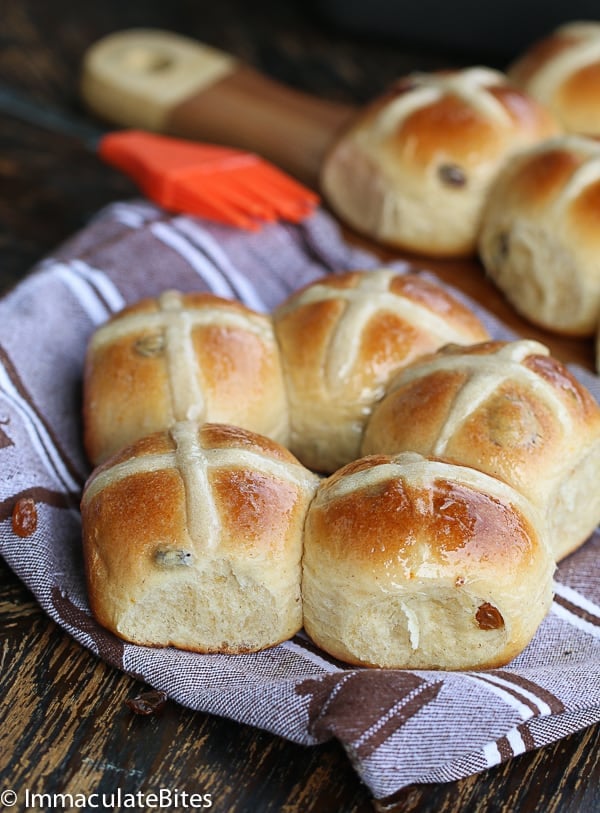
81, 270, 600, 670
362, 340, 600, 562
83, 272, 489, 474
320, 67, 559, 257
469, 22, 600, 369
317, 24, 600, 368
509, 21, 600, 137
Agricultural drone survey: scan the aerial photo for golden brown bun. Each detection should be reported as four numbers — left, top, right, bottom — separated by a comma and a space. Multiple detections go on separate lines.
478, 135, 600, 336
509, 21, 600, 136
362, 340, 600, 561
81, 421, 321, 653
320, 67, 559, 258
83, 290, 288, 465
302, 451, 554, 670
272, 269, 489, 474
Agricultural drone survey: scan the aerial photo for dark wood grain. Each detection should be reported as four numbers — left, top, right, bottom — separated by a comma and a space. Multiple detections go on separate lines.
0, 559, 374, 813
1, 2, 599, 811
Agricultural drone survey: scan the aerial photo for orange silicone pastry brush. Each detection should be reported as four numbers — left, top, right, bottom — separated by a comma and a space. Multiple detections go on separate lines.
77, 29, 364, 229
98, 129, 319, 230
80, 29, 356, 190
0, 81, 319, 231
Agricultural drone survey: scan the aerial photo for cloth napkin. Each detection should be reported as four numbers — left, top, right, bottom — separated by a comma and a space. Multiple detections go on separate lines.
1, 200, 599, 803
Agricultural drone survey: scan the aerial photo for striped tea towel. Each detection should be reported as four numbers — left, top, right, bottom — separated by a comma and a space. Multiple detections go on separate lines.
0, 200, 599, 802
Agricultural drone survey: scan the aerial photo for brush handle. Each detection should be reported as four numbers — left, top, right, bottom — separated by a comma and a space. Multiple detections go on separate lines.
81, 29, 356, 186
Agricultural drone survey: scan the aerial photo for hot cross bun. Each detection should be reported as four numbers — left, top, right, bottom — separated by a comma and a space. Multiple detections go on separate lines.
81, 421, 320, 653
320, 67, 559, 257
478, 135, 600, 336
509, 21, 600, 136
83, 290, 288, 465
362, 340, 600, 561
272, 269, 489, 474
302, 451, 554, 670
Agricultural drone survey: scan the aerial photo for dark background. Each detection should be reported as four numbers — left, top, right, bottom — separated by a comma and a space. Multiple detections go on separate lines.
3, 0, 598, 291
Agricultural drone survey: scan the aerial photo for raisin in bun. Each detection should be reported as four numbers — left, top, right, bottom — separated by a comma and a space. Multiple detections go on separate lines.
302, 451, 554, 670
81, 421, 320, 653
478, 135, 600, 336
362, 340, 600, 561
509, 21, 600, 136
320, 67, 559, 258
272, 269, 489, 474
83, 289, 288, 465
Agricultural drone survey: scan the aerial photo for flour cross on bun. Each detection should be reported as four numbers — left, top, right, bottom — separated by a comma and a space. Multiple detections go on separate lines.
83, 290, 288, 465
89, 289, 272, 424
92, 289, 210, 423
387, 340, 573, 457
363, 340, 600, 561
320, 67, 559, 257
302, 451, 555, 670
83, 420, 318, 545
509, 22, 600, 136
371, 68, 513, 137
81, 421, 321, 654
548, 139, 600, 211
517, 23, 600, 105
273, 269, 489, 473
275, 269, 485, 393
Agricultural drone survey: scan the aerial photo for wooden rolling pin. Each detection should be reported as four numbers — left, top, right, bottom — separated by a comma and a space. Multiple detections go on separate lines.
81, 29, 357, 188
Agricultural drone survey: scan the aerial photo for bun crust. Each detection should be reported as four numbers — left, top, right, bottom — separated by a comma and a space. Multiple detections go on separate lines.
362, 340, 600, 561
320, 68, 559, 257
302, 452, 554, 670
81, 421, 320, 654
81, 271, 600, 667
509, 22, 600, 136
478, 135, 600, 335
273, 269, 489, 473
83, 290, 288, 465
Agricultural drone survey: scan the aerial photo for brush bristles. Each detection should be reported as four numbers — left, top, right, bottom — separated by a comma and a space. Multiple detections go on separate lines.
168, 160, 319, 227
100, 131, 319, 230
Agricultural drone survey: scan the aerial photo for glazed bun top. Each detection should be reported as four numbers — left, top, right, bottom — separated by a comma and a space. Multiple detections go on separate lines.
320, 67, 559, 257
509, 21, 600, 136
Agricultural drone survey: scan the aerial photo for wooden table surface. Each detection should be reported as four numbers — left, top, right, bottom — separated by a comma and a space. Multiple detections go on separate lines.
1, 2, 599, 811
